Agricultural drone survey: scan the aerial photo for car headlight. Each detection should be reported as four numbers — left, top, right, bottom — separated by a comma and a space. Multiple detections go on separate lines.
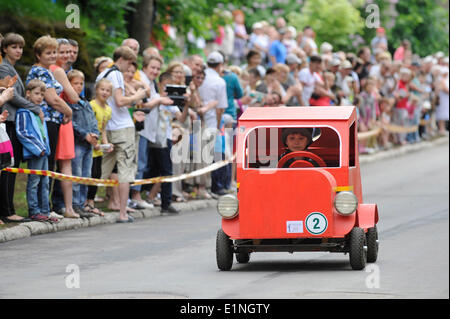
334, 191, 358, 216
217, 194, 239, 219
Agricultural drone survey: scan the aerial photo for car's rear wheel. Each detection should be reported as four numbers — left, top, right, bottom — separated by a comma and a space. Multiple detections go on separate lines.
216, 229, 233, 271
366, 226, 379, 263
236, 252, 250, 263
348, 227, 367, 270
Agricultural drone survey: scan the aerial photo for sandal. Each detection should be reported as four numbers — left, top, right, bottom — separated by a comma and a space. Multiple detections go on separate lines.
84, 204, 105, 217
172, 195, 187, 203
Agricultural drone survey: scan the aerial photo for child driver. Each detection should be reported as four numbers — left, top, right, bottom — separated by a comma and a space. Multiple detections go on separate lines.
279, 127, 315, 168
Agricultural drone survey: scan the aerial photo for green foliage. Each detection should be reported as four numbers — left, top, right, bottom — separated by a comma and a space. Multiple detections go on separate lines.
389, 0, 449, 56
287, 0, 365, 50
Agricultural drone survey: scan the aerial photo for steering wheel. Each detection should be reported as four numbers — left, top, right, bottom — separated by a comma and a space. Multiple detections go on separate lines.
277, 151, 327, 168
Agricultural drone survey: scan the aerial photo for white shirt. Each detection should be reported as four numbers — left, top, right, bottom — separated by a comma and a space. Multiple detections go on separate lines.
96, 66, 134, 131
298, 67, 321, 106
198, 68, 228, 129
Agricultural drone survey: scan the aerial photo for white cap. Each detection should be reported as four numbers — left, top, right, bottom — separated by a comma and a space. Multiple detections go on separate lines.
252, 22, 263, 30
207, 51, 224, 64
285, 53, 302, 65
320, 42, 333, 53
330, 58, 341, 67
340, 60, 353, 69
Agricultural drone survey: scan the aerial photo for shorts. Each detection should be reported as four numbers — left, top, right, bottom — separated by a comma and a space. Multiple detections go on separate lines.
101, 127, 137, 184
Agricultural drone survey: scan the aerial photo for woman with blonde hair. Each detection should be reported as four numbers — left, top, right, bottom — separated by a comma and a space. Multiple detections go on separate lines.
26, 35, 75, 218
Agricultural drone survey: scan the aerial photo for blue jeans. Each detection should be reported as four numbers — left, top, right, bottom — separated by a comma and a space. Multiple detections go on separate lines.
71, 143, 93, 209
26, 156, 50, 217
131, 135, 150, 192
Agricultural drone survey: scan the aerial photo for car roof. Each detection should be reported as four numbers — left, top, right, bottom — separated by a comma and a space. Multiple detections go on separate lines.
239, 106, 356, 122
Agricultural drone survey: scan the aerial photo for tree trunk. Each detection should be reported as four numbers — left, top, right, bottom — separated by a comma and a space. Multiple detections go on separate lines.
129, 0, 156, 53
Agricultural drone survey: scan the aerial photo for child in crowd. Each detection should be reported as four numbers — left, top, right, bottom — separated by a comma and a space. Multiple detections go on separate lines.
279, 127, 315, 168
68, 70, 103, 217
378, 97, 393, 150
86, 78, 114, 211
15, 80, 58, 222
406, 94, 421, 143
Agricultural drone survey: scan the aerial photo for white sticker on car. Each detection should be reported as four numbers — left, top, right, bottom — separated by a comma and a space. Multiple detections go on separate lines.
287, 221, 303, 234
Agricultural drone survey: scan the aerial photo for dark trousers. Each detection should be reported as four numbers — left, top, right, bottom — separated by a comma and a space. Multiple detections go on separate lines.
87, 156, 102, 200
0, 121, 23, 217
148, 139, 172, 209
211, 152, 230, 194
45, 122, 65, 212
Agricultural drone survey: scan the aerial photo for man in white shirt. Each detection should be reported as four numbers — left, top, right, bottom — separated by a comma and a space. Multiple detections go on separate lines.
298, 55, 322, 106
95, 46, 148, 223
197, 51, 228, 196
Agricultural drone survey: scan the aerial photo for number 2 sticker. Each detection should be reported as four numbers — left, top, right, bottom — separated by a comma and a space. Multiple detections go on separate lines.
305, 212, 328, 235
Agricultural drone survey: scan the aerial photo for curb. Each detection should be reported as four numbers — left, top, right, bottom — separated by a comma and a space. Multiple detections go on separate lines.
1, 136, 447, 244
0, 199, 218, 244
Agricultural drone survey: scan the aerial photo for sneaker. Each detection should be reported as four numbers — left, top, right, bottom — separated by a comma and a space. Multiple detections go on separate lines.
127, 199, 140, 210
49, 211, 64, 220
161, 205, 180, 214
134, 200, 154, 209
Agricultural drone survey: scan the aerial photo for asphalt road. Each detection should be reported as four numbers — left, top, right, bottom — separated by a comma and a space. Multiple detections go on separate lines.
0, 142, 448, 300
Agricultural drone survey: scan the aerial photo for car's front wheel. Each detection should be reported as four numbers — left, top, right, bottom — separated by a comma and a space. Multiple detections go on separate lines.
348, 227, 367, 270
216, 229, 233, 271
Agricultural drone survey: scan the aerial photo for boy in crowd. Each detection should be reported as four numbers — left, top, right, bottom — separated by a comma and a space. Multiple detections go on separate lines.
96, 46, 148, 223
68, 69, 103, 217
16, 79, 58, 222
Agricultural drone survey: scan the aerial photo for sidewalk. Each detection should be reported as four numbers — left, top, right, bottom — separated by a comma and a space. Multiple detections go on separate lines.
0, 135, 448, 244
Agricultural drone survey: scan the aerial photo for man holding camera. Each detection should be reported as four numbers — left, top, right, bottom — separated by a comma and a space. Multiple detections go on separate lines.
131, 55, 189, 214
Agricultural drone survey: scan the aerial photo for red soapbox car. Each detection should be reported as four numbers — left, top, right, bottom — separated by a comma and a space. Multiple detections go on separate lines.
216, 106, 379, 270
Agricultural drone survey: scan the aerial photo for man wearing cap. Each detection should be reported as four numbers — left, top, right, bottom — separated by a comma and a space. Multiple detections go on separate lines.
197, 51, 229, 196
249, 22, 269, 63
335, 60, 355, 106
285, 53, 303, 85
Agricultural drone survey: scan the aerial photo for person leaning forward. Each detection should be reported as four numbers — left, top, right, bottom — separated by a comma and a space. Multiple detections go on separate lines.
95, 46, 149, 223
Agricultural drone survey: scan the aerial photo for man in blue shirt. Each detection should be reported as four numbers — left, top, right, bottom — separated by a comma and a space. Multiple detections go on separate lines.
268, 27, 287, 67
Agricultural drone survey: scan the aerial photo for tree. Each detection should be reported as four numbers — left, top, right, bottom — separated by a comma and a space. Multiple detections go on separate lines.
287, 0, 365, 51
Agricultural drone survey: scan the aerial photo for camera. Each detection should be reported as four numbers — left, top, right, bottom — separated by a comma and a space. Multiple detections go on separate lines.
165, 84, 187, 110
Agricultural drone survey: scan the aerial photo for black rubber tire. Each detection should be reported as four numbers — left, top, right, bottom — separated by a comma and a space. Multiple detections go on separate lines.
236, 252, 250, 263
366, 226, 379, 263
216, 229, 233, 271
348, 227, 367, 270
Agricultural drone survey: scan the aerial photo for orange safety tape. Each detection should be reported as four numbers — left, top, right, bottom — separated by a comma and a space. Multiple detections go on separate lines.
1, 155, 236, 187
1, 167, 119, 187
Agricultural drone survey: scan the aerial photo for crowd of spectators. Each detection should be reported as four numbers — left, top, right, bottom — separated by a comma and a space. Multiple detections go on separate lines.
0, 12, 448, 225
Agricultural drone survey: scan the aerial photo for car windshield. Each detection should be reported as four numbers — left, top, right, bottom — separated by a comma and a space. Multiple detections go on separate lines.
244, 126, 341, 169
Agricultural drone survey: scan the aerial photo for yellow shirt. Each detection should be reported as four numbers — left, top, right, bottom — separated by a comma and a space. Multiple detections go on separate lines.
90, 99, 112, 158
